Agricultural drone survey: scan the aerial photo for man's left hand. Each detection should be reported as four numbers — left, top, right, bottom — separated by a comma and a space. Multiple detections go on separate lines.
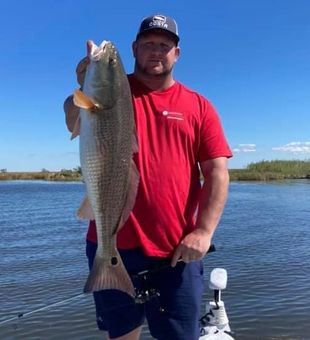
171, 229, 212, 267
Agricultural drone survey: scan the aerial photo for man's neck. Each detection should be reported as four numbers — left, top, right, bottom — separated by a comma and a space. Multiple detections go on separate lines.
133, 71, 175, 91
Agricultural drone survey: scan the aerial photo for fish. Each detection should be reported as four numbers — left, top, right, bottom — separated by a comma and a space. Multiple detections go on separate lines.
72, 40, 139, 296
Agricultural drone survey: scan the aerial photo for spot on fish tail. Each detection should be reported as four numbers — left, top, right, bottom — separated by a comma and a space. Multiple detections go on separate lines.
111, 257, 118, 266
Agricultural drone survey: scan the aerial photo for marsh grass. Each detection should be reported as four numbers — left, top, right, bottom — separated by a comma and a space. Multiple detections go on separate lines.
0, 168, 82, 181
1, 161, 309, 182
229, 160, 310, 181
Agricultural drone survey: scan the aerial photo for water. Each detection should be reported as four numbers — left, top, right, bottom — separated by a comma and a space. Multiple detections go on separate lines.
0, 180, 309, 339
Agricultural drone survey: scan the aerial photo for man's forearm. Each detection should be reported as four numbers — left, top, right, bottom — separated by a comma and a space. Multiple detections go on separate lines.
195, 162, 230, 236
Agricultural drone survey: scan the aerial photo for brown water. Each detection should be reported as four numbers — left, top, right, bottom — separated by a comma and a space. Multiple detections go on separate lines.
1, 180, 310, 339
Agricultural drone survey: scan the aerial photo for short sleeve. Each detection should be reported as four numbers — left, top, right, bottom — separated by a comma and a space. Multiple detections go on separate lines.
198, 99, 232, 162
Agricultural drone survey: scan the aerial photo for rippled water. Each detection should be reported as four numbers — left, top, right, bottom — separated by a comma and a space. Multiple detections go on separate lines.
0, 180, 309, 339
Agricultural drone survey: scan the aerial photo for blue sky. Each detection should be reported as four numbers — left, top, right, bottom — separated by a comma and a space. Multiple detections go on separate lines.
1, 0, 309, 171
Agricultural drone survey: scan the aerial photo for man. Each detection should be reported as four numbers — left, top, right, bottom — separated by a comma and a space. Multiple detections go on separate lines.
64, 14, 232, 340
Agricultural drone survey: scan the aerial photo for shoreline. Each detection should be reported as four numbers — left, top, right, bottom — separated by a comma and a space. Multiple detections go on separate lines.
1, 161, 309, 182
0, 171, 82, 182
1, 170, 309, 182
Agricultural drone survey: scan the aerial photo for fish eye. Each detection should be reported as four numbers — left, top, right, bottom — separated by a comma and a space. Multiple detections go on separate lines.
109, 58, 117, 65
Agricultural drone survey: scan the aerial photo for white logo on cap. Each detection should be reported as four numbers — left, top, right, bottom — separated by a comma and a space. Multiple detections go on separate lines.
149, 15, 168, 29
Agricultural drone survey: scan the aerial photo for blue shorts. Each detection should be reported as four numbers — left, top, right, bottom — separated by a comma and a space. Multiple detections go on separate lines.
86, 240, 204, 340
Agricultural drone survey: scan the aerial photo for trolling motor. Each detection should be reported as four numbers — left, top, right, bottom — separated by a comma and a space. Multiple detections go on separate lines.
199, 268, 234, 339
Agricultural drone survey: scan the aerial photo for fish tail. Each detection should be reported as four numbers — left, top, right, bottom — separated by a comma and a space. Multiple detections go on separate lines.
83, 252, 135, 297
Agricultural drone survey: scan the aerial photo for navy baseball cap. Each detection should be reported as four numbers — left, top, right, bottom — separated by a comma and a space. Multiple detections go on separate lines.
136, 14, 179, 44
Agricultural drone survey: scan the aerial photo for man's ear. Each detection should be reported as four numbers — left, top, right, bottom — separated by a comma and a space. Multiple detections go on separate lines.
132, 41, 138, 58
174, 46, 180, 62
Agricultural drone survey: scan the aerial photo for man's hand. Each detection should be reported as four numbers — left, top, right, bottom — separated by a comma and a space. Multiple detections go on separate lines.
171, 228, 212, 267
76, 56, 89, 87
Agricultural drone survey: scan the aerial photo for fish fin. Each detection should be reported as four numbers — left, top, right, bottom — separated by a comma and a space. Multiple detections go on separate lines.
83, 247, 135, 297
73, 89, 98, 110
77, 195, 95, 220
70, 114, 81, 140
115, 159, 139, 233
132, 132, 139, 154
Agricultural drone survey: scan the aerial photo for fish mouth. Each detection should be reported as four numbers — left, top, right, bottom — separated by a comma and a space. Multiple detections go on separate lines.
88, 40, 110, 61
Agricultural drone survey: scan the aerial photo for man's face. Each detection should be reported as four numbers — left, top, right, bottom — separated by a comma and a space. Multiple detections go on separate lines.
133, 31, 180, 77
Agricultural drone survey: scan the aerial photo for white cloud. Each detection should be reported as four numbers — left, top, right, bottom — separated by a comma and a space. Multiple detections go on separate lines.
233, 144, 256, 153
272, 142, 310, 153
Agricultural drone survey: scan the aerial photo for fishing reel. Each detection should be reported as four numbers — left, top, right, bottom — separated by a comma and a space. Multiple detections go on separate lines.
134, 286, 160, 304
133, 269, 161, 305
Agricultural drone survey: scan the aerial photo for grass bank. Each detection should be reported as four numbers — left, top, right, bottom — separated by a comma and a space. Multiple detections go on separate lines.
0, 169, 82, 181
229, 160, 310, 181
1, 160, 309, 182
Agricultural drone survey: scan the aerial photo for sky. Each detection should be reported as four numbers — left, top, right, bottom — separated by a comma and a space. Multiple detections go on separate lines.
1, 0, 309, 171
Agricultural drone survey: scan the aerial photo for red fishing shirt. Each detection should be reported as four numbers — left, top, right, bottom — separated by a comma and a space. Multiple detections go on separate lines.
86, 74, 232, 257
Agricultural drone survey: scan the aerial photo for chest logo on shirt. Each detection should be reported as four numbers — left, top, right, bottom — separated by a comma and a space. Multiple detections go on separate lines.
162, 111, 184, 121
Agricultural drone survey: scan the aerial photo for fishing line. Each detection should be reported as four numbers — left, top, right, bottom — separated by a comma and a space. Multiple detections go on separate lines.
0, 293, 85, 326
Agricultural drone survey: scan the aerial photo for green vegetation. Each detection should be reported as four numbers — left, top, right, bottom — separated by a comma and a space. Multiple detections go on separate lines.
229, 160, 310, 181
1, 161, 309, 182
0, 168, 82, 181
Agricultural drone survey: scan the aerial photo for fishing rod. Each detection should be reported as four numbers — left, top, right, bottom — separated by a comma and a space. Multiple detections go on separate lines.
0, 293, 85, 326
0, 291, 144, 328
133, 244, 216, 304
134, 244, 216, 277
0, 245, 216, 326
